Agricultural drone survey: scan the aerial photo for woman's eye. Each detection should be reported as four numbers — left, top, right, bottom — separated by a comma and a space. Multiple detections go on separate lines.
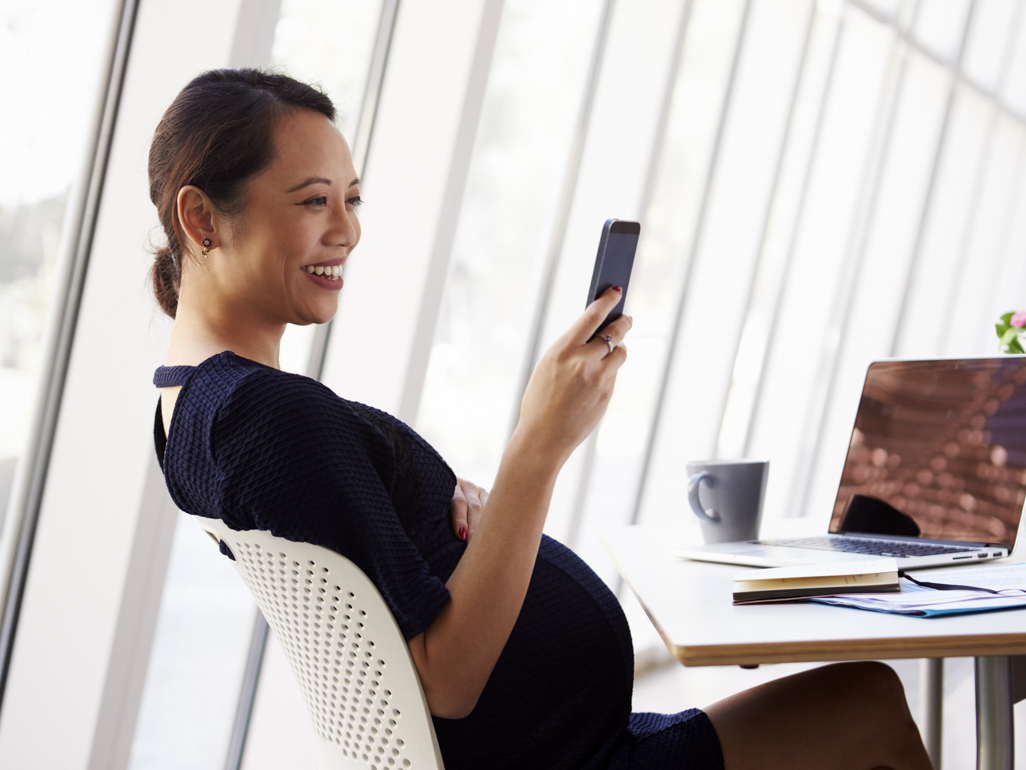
347, 195, 364, 208
303, 196, 328, 208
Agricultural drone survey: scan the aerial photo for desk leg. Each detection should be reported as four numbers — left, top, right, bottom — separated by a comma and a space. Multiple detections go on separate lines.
976, 656, 1013, 770
920, 658, 943, 768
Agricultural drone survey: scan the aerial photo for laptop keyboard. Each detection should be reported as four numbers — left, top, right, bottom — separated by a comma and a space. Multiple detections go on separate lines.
757, 536, 979, 559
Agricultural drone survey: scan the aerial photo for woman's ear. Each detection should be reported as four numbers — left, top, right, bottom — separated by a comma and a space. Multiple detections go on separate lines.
176, 185, 218, 255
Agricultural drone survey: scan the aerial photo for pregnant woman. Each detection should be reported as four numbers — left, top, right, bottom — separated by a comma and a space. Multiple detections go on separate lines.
150, 69, 932, 770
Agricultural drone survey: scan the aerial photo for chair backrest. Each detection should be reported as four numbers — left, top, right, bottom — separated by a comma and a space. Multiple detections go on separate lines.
192, 516, 445, 770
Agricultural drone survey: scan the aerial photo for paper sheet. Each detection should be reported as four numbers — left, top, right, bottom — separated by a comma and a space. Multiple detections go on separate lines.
809, 564, 1026, 617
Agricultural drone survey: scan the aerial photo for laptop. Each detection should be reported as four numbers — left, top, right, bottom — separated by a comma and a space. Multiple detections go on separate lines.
679, 357, 1026, 569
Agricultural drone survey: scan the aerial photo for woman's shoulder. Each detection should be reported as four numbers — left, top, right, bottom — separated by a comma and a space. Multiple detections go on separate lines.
171, 350, 336, 416
198, 353, 359, 435
195, 350, 323, 391
167, 351, 348, 453
197, 354, 400, 473
216, 352, 333, 401
179, 352, 452, 490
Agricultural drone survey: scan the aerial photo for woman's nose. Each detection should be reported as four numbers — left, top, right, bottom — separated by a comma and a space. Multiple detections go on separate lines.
330, 202, 358, 248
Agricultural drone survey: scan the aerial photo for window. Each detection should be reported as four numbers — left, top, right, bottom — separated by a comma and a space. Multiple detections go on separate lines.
0, 0, 117, 527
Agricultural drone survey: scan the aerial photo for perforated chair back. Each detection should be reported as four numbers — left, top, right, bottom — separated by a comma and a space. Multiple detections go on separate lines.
193, 516, 445, 770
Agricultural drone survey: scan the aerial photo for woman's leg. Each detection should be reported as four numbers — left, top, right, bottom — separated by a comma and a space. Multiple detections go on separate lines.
703, 661, 933, 770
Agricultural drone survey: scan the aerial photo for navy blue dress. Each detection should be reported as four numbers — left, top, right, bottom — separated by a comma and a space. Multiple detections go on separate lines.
153, 351, 723, 769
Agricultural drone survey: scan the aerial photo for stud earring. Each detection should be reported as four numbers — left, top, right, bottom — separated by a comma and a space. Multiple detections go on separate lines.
201, 237, 213, 257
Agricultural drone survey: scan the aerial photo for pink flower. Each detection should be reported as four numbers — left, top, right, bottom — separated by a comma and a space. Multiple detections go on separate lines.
1012, 311, 1026, 328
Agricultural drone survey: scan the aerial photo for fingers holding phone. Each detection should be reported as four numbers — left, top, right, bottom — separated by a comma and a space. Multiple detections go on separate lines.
586, 219, 638, 333
589, 301, 632, 362
568, 219, 640, 348
579, 218, 639, 362
570, 284, 625, 345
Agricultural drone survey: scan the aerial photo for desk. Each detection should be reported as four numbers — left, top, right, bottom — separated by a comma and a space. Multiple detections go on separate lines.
603, 525, 1026, 770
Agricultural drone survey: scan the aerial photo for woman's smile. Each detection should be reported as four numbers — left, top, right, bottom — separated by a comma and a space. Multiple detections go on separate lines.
302, 259, 345, 289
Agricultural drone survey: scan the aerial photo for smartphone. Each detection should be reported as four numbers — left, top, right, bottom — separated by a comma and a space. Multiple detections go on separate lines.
586, 219, 640, 333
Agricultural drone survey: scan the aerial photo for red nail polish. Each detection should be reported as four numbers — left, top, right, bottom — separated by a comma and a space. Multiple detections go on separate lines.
458, 526, 467, 540
613, 285, 623, 292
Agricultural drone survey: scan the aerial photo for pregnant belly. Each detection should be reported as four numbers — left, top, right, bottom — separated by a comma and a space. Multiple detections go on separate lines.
432, 536, 634, 770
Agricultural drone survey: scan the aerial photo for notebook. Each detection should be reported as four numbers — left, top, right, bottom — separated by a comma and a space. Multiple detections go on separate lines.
678, 358, 1026, 569
732, 560, 900, 603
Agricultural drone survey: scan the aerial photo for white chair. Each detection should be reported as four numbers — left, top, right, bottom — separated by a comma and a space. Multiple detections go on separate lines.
193, 516, 445, 770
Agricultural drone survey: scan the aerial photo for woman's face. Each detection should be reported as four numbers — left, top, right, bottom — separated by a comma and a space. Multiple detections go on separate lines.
213, 109, 362, 327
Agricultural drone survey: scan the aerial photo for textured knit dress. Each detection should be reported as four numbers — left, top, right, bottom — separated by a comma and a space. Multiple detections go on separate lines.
153, 351, 724, 770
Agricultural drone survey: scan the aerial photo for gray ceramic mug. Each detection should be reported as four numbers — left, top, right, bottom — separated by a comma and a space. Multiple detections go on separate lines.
686, 459, 769, 544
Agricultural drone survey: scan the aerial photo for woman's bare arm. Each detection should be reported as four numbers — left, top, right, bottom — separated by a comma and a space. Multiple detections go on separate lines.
407, 286, 632, 718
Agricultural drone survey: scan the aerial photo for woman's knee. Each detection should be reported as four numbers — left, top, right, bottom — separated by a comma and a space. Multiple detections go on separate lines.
846, 662, 906, 702
820, 660, 897, 688
815, 662, 912, 719
844, 662, 924, 745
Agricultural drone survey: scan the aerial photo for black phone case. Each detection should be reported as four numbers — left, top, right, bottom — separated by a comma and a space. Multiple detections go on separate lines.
586, 220, 615, 308
587, 219, 638, 333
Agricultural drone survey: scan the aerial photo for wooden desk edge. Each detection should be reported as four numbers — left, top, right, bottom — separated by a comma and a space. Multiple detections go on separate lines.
669, 635, 1026, 667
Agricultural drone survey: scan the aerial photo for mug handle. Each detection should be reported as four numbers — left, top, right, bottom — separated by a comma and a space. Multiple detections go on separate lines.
687, 472, 720, 523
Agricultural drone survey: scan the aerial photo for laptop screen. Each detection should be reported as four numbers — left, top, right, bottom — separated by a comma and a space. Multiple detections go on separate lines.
828, 358, 1026, 546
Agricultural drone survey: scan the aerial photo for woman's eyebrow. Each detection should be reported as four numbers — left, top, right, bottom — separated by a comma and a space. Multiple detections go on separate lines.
287, 176, 332, 192
286, 176, 360, 193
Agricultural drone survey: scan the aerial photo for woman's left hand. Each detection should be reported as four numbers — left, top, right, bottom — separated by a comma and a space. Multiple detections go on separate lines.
451, 477, 489, 542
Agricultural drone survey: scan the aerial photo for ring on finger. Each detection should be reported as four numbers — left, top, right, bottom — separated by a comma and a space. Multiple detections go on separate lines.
604, 334, 614, 355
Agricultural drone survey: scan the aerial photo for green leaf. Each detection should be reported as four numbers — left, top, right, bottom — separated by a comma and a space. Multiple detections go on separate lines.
1009, 338, 1025, 355
1001, 311, 1015, 325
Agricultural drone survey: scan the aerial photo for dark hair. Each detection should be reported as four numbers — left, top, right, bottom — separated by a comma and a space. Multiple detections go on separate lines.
148, 69, 335, 317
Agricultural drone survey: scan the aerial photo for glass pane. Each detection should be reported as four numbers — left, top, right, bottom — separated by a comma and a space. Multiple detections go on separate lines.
960, 0, 1019, 92
895, 84, 992, 356
414, 0, 604, 486
129, 515, 257, 770
629, 0, 812, 519
912, 0, 972, 64
615, 0, 750, 535
857, 0, 902, 21
745, 8, 895, 523
718, 1, 845, 460
270, 0, 386, 145
943, 115, 1023, 354
803, 51, 951, 525
0, 0, 117, 528
999, 0, 1026, 114
595, 0, 810, 560
989, 141, 1026, 321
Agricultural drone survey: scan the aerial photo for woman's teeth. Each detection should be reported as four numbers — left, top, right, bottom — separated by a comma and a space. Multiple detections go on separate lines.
305, 264, 343, 280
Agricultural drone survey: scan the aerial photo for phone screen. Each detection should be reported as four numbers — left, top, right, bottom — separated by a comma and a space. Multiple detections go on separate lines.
587, 219, 639, 332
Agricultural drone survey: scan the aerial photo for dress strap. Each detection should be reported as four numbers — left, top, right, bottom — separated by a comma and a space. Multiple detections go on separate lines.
153, 364, 196, 388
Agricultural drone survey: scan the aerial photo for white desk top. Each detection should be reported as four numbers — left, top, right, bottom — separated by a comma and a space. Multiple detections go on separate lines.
603, 525, 1026, 667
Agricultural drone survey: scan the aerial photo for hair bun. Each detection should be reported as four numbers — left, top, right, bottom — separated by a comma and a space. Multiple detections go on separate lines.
152, 246, 180, 318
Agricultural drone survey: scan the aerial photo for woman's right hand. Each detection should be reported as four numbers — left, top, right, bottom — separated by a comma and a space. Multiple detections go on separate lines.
514, 286, 632, 467
410, 288, 631, 720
